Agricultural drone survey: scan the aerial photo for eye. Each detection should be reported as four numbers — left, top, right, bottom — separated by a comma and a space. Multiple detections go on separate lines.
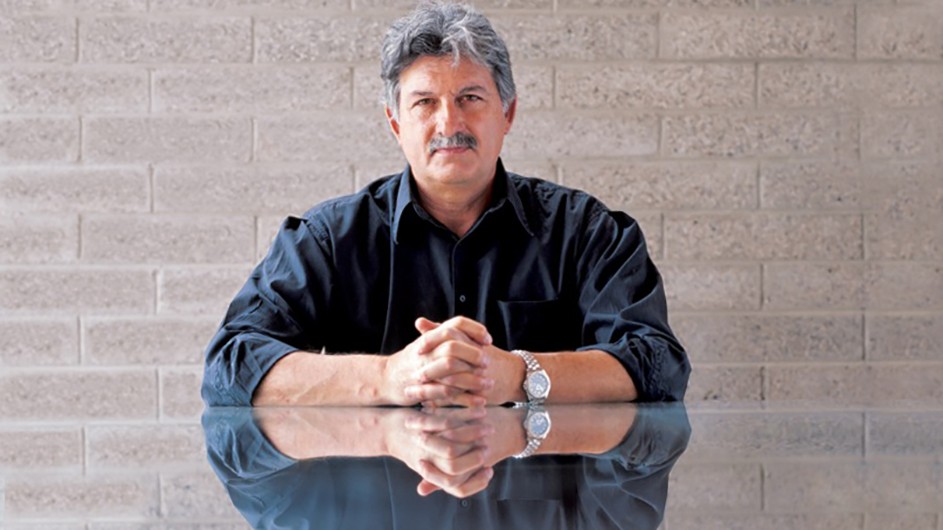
413, 98, 434, 107
460, 94, 482, 102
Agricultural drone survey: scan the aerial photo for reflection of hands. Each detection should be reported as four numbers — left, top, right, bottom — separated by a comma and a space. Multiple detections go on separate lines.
391, 406, 529, 498
382, 316, 497, 407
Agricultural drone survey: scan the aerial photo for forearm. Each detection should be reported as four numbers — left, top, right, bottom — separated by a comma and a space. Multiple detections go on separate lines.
539, 349, 638, 403
254, 407, 397, 459
252, 350, 392, 406
538, 404, 637, 455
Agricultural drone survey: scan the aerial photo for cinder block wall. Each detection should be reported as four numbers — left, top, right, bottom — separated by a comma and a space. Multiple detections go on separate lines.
2, 0, 942, 420
0, 3, 941, 526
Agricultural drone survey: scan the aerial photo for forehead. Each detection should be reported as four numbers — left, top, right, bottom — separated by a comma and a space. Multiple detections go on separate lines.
399, 55, 497, 93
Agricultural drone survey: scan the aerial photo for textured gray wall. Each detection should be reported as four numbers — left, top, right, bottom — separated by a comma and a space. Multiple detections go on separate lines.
0, 0, 942, 524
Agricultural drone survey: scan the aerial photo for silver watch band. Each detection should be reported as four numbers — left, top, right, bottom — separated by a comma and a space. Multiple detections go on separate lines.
513, 438, 542, 459
511, 349, 540, 371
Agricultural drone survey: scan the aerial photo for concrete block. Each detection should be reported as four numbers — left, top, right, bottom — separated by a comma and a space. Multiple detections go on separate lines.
667, 462, 761, 510
154, 164, 354, 214
84, 317, 219, 365
867, 262, 943, 310
0, 428, 82, 471
84, 117, 251, 163
672, 314, 862, 363
562, 161, 756, 211
559, 0, 749, 6
685, 364, 762, 403
87, 425, 204, 469
157, 266, 251, 315
663, 112, 841, 158
660, 263, 761, 311
667, 514, 861, 530
0, 214, 78, 264
152, 0, 346, 9
858, 6, 943, 59
4, 475, 159, 518
256, 215, 286, 260
0, 66, 147, 113
864, 162, 942, 260
500, 160, 557, 184
256, 15, 393, 62
868, 315, 943, 361
494, 14, 656, 61
0, 16, 74, 63
0, 167, 149, 213
661, 10, 854, 59
664, 212, 862, 260
765, 460, 942, 511
0, 368, 157, 420
868, 412, 943, 456
685, 411, 863, 458
75, 0, 148, 11
0, 269, 153, 314
759, 63, 943, 109
632, 211, 662, 261
763, 262, 865, 310
861, 110, 939, 159
0, 318, 77, 366
153, 65, 350, 113
864, 514, 939, 530
161, 469, 241, 518
557, 64, 753, 110
0, 117, 78, 163
766, 363, 943, 405
760, 161, 860, 210
81, 16, 251, 63
160, 366, 204, 420
82, 214, 255, 264
766, 262, 943, 311
355, 0, 550, 7
505, 111, 658, 158
256, 113, 402, 162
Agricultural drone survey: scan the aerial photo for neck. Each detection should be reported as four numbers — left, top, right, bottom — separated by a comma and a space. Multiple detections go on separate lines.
415, 178, 494, 238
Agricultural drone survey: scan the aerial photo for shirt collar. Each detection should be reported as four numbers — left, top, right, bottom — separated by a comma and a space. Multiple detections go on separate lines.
391, 158, 534, 243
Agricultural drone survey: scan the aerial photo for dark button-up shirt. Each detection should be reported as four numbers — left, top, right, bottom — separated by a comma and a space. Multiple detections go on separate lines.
202, 160, 689, 406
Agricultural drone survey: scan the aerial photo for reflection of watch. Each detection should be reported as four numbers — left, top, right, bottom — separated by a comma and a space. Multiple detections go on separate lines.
513, 405, 551, 459
511, 349, 550, 404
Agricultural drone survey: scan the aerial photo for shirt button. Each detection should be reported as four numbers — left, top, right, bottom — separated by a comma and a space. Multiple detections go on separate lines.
461, 499, 470, 508
459, 294, 466, 303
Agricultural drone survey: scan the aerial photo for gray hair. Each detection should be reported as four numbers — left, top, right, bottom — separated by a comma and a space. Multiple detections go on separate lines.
380, 2, 516, 120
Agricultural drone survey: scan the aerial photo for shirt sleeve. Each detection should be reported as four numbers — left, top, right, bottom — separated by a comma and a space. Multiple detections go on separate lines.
202, 215, 334, 406
574, 208, 690, 401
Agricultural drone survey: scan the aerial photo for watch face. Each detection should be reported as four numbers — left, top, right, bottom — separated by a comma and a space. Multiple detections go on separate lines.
526, 371, 550, 398
526, 412, 551, 437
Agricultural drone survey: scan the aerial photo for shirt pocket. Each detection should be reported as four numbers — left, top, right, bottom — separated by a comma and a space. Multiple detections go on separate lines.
496, 298, 577, 352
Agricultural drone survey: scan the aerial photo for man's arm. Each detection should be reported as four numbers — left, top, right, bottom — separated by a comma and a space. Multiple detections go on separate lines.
252, 317, 495, 407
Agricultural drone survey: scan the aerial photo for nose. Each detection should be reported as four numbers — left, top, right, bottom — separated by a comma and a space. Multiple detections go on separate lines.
434, 99, 462, 136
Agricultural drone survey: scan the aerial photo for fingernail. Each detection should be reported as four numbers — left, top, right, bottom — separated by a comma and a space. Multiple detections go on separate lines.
484, 333, 493, 344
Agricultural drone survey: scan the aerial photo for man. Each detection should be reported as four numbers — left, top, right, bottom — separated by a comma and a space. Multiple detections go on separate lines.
202, 2, 689, 408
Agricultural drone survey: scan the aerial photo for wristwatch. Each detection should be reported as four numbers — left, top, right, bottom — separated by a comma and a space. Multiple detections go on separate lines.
513, 405, 551, 459
511, 349, 551, 404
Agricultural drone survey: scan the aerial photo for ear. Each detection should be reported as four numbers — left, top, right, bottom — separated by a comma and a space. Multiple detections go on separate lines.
385, 106, 401, 141
503, 97, 517, 134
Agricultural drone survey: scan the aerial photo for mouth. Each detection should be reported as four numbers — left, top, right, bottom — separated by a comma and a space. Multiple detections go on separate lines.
432, 146, 471, 156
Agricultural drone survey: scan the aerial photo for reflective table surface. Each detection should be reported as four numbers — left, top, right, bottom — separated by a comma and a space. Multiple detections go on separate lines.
2, 402, 942, 529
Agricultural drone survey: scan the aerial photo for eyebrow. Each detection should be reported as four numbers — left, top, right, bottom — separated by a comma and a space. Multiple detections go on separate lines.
405, 85, 489, 100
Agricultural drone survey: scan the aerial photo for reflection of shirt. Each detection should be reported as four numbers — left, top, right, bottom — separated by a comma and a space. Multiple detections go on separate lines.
202, 404, 691, 530
202, 159, 690, 406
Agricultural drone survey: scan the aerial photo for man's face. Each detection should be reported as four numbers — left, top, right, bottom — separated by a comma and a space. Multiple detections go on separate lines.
385, 55, 516, 193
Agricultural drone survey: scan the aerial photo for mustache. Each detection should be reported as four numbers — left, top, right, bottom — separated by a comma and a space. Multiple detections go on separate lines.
428, 132, 478, 154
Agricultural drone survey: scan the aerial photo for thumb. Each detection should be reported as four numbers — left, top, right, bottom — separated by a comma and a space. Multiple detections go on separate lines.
415, 317, 440, 334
